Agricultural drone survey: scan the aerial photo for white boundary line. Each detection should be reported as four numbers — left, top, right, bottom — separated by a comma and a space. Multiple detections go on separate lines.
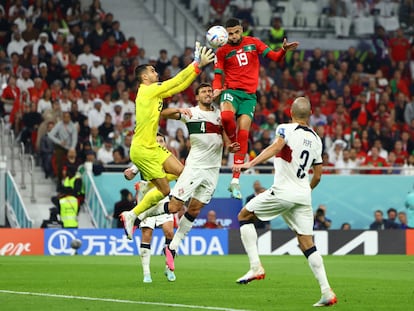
0, 290, 252, 311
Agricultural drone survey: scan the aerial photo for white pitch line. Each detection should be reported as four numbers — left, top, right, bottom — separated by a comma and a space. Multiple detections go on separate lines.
0, 290, 252, 311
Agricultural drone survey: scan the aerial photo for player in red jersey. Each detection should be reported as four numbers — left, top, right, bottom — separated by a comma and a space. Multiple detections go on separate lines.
213, 18, 299, 199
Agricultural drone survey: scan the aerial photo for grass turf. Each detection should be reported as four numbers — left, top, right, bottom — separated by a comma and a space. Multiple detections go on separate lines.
0, 255, 413, 311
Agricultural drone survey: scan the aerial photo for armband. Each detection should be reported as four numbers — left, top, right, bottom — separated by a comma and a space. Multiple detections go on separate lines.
131, 164, 138, 174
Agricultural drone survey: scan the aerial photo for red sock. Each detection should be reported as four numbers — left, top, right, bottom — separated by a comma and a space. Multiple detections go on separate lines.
221, 110, 236, 142
233, 129, 249, 178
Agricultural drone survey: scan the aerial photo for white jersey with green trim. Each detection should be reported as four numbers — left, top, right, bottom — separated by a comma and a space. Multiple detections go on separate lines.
182, 105, 223, 168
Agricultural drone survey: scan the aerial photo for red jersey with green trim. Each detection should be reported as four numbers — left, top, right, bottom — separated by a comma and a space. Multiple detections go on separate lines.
213, 36, 286, 94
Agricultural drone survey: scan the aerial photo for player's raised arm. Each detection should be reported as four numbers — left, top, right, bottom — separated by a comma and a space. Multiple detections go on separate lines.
160, 107, 192, 120
148, 43, 214, 99
233, 136, 285, 172
260, 37, 300, 62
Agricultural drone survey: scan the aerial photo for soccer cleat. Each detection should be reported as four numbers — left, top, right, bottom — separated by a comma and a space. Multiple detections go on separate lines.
236, 265, 265, 284
120, 211, 136, 240
164, 246, 175, 271
228, 183, 242, 200
164, 266, 176, 282
313, 289, 337, 307
143, 274, 152, 283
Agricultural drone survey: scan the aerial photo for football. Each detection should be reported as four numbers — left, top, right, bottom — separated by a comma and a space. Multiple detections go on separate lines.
206, 25, 228, 49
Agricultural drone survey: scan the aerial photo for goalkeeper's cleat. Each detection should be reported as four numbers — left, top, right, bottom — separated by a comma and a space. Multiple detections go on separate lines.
228, 183, 242, 200
313, 289, 337, 307
120, 211, 137, 240
143, 274, 152, 283
164, 246, 176, 271
236, 265, 265, 284
164, 266, 176, 282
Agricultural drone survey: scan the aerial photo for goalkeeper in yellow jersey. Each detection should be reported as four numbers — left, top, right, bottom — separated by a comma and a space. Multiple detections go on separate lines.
120, 43, 215, 239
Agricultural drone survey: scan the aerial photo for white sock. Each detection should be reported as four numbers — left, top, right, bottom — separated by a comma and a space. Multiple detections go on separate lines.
140, 246, 151, 275
240, 223, 261, 269
138, 201, 167, 221
307, 251, 331, 294
231, 177, 239, 184
169, 214, 194, 251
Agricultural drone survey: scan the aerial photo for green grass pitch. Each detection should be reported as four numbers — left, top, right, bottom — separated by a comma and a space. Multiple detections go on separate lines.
1, 255, 413, 310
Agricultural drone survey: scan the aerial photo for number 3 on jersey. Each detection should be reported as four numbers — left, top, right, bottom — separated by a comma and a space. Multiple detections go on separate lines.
236, 52, 248, 66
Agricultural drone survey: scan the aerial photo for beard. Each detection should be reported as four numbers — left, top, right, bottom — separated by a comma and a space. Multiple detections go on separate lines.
228, 37, 242, 46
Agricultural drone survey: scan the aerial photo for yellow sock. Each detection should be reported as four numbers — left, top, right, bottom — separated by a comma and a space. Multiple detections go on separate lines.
132, 188, 165, 216
166, 173, 178, 182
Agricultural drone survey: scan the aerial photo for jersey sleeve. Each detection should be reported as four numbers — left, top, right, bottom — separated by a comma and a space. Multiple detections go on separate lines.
254, 37, 286, 62
146, 63, 199, 99
275, 124, 287, 141
313, 137, 323, 165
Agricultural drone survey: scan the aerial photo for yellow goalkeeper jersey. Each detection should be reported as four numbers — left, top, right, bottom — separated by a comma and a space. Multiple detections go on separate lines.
133, 63, 199, 148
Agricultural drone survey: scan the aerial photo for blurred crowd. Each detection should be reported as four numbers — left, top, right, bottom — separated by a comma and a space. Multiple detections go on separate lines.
1, 0, 414, 188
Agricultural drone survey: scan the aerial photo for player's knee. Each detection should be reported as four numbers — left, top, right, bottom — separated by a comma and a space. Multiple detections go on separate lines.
187, 206, 201, 218
237, 208, 253, 221
168, 197, 183, 213
160, 187, 170, 197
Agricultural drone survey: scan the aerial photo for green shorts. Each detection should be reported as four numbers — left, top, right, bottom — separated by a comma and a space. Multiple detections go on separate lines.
220, 89, 257, 120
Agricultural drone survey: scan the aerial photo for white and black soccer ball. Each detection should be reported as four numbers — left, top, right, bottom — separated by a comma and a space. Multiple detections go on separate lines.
206, 25, 228, 49
71, 239, 82, 249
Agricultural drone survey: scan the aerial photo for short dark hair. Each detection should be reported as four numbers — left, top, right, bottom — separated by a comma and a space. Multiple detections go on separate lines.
134, 64, 151, 83
225, 18, 241, 28
387, 207, 397, 215
195, 82, 212, 95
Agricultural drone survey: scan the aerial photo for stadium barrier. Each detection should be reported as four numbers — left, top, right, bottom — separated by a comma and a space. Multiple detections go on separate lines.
93, 173, 414, 229
5, 172, 33, 228
82, 169, 111, 228
0, 228, 412, 256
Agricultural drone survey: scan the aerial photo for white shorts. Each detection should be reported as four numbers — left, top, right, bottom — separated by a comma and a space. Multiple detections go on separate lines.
171, 167, 219, 204
245, 189, 314, 235
140, 213, 173, 229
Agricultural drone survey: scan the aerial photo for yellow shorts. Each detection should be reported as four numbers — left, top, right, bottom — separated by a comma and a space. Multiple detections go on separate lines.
130, 144, 171, 181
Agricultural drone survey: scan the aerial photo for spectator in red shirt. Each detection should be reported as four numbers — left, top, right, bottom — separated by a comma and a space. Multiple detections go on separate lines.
121, 36, 139, 59
350, 94, 372, 127
389, 28, 410, 64
392, 140, 409, 165
330, 97, 351, 128
1, 75, 21, 125
66, 54, 82, 80
98, 34, 120, 61
203, 210, 223, 229
363, 146, 388, 174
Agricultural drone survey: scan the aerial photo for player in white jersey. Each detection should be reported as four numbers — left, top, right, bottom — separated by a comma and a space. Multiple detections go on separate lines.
135, 83, 239, 272
232, 97, 337, 307
123, 133, 176, 283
